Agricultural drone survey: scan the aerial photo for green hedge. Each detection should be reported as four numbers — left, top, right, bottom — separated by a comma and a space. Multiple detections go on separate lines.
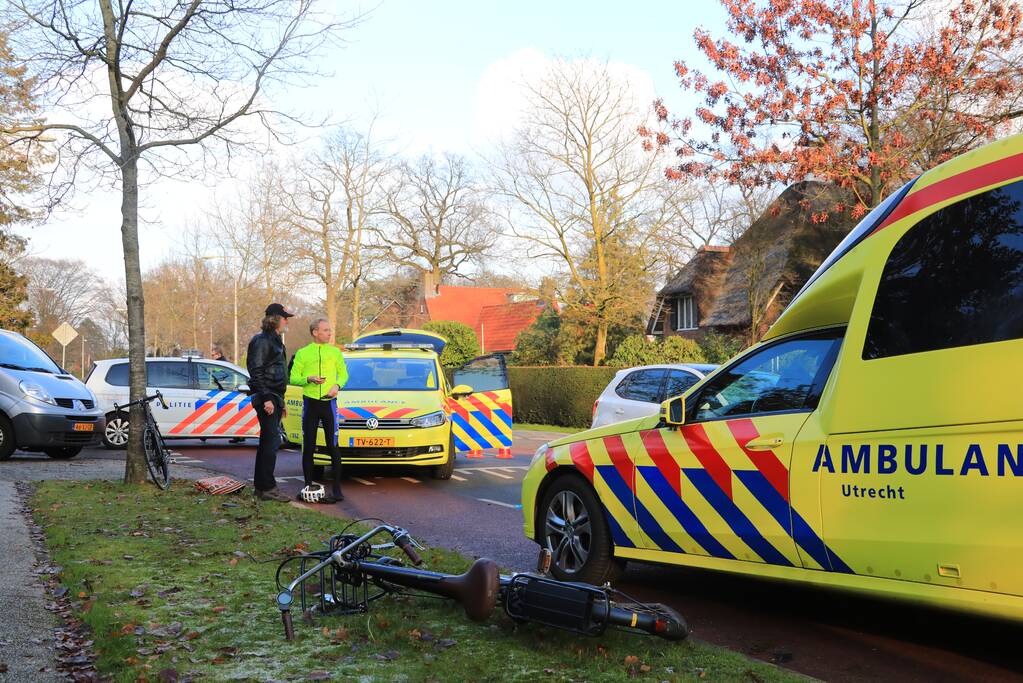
444, 365, 622, 428
508, 366, 617, 428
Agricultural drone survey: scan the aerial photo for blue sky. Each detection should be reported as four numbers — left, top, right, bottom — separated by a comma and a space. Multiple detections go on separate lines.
21, 0, 727, 281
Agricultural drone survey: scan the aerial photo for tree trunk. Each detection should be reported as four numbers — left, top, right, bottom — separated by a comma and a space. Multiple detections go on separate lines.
325, 283, 337, 344
120, 155, 148, 484
592, 320, 608, 367
351, 270, 361, 339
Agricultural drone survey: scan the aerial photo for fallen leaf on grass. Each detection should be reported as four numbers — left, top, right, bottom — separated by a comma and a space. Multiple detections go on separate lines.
156, 668, 178, 682
639, 664, 651, 673
211, 606, 226, 614
624, 655, 640, 666
306, 672, 331, 681
435, 639, 456, 650
372, 650, 400, 661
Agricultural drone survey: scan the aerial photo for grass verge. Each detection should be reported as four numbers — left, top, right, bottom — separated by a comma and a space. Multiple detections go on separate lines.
513, 423, 581, 435
32, 481, 801, 682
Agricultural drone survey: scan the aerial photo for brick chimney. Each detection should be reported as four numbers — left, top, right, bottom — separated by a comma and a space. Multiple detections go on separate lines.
422, 271, 440, 299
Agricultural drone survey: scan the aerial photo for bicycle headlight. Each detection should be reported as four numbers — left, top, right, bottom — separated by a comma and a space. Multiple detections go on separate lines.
20, 381, 55, 405
409, 410, 446, 428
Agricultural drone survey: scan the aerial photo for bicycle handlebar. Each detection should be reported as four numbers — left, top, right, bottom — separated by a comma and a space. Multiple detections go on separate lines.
114, 391, 168, 412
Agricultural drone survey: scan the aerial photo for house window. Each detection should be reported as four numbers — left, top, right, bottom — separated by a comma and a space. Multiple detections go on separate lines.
676, 296, 697, 331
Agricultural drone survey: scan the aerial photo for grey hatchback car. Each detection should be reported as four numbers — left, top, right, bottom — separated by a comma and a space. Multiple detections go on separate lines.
0, 329, 105, 459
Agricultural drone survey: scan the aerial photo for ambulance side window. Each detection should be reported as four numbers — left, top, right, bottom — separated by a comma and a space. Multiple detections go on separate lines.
690, 331, 842, 422
864, 178, 1023, 359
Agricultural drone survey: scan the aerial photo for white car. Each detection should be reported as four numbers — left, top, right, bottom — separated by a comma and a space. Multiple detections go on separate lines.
86, 357, 254, 449
591, 363, 718, 428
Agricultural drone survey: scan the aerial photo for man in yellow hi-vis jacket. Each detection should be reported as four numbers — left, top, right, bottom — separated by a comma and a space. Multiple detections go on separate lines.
289, 318, 348, 503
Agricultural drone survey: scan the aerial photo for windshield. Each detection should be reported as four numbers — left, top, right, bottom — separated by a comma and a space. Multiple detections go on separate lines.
790, 177, 917, 304
0, 332, 62, 373
342, 357, 440, 391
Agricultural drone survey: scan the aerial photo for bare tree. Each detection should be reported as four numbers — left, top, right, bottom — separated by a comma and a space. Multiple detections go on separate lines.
320, 123, 392, 338
19, 256, 104, 329
2, 0, 356, 483
210, 161, 301, 347
491, 59, 678, 366
656, 181, 775, 278
380, 153, 494, 281
281, 158, 355, 343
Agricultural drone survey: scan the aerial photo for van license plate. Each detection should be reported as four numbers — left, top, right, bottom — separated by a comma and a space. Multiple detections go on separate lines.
73, 423, 94, 432
352, 437, 394, 447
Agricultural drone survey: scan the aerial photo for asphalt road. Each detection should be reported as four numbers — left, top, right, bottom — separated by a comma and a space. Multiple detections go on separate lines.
20, 436, 1023, 682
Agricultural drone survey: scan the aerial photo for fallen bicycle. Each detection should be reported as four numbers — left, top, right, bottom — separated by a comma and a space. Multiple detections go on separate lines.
274, 522, 689, 642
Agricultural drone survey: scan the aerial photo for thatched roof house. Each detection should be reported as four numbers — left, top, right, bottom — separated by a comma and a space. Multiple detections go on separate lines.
648, 181, 856, 340
646, 245, 731, 335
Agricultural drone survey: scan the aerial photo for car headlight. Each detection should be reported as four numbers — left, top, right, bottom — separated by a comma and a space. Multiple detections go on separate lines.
531, 443, 549, 467
410, 411, 446, 428
20, 381, 55, 405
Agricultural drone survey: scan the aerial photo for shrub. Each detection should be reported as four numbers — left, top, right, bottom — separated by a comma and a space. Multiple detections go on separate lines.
699, 332, 746, 364
510, 309, 561, 366
508, 366, 618, 428
607, 335, 706, 367
422, 320, 480, 368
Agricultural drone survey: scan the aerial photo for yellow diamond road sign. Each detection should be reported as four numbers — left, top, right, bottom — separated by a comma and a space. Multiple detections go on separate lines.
52, 322, 78, 347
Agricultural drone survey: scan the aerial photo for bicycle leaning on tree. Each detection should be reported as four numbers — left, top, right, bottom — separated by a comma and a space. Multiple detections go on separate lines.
113, 391, 172, 489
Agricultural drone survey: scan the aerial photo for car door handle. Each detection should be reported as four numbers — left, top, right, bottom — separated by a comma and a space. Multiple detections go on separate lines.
744, 435, 783, 451
614, 408, 625, 414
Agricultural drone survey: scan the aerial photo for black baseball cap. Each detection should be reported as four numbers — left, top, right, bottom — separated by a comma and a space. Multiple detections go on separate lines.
265, 303, 294, 318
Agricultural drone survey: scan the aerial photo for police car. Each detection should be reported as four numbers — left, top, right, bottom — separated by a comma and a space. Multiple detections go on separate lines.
521, 133, 1023, 621
87, 356, 254, 448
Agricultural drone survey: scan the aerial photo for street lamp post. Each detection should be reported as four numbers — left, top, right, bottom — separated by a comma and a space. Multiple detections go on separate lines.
232, 276, 238, 363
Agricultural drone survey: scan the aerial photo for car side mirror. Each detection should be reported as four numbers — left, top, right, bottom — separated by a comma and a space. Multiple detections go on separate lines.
661, 395, 685, 427
239, 384, 251, 394
450, 384, 474, 398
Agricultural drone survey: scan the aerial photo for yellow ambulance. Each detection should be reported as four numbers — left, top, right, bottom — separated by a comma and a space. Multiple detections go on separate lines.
283, 329, 513, 479
521, 133, 1023, 620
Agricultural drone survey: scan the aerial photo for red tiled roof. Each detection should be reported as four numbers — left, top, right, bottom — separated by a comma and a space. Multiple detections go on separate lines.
699, 245, 731, 253
424, 285, 518, 327
476, 300, 548, 353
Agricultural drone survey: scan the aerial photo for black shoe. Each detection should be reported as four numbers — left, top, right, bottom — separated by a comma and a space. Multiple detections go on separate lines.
256, 487, 290, 502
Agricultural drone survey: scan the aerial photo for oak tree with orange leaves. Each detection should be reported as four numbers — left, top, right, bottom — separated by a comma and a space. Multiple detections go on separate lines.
652, 0, 1023, 214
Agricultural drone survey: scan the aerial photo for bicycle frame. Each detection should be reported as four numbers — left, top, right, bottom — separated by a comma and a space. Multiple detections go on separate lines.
274, 524, 689, 642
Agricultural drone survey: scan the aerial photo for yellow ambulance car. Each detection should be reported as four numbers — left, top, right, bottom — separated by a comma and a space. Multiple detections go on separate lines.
283, 329, 513, 479
521, 133, 1023, 621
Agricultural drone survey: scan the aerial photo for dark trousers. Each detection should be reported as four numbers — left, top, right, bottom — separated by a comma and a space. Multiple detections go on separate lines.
302, 396, 342, 496
253, 395, 283, 492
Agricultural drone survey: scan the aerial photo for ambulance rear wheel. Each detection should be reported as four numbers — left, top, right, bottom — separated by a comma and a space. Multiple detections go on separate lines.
431, 434, 455, 480
539, 474, 623, 585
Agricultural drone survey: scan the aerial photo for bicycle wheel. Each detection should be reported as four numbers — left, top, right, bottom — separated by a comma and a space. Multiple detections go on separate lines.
142, 421, 171, 490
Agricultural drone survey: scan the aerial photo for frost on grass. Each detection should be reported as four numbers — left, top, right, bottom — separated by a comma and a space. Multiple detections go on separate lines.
31, 482, 800, 683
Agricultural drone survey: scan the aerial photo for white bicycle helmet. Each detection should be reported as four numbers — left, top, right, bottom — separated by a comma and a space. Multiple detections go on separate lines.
300, 483, 325, 504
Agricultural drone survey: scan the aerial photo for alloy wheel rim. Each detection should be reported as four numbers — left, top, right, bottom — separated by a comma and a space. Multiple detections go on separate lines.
545, 490, 591, 573
106, 418, 129, 446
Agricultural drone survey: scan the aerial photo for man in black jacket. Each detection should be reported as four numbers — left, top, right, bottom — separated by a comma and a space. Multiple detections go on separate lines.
246, 303, 293, 502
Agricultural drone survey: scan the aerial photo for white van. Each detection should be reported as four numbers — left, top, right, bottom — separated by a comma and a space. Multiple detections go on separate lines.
87, 357, 254, 448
